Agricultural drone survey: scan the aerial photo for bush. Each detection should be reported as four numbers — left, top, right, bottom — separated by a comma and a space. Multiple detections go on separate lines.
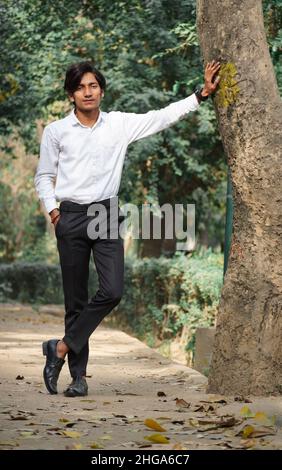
0, 250, 223, 361
116, 250, 223, 362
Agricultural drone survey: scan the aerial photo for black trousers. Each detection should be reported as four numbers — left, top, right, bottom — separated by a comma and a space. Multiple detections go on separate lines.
55, 197, 124, 379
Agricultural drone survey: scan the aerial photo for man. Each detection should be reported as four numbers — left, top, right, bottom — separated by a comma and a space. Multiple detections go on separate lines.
34, 60, 220, 397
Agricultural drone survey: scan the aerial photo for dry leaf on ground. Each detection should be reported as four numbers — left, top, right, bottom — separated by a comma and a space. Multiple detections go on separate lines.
144, 418, 167, 432
144, 433, 170, 444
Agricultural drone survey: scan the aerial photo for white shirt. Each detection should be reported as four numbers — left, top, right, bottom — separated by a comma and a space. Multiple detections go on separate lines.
34, 93, 200, 213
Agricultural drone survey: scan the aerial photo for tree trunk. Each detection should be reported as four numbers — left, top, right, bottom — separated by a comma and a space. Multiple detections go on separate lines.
197, 0, 282, 395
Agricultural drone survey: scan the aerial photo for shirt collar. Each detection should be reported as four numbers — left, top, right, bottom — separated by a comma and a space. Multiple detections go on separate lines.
69, 108, 105, 128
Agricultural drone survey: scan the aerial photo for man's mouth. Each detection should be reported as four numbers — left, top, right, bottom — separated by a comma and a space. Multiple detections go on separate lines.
83, 100, 94, 103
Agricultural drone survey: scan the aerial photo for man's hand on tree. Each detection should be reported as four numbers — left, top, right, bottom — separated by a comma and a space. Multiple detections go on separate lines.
202, 60, 221, 97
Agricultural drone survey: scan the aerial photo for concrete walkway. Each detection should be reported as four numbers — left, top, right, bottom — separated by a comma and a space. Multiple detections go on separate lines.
0, 304, 281, 450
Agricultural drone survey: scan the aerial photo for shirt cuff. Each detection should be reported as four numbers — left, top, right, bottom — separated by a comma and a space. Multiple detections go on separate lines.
191, 92, 201, 109
42, 198, 58, 214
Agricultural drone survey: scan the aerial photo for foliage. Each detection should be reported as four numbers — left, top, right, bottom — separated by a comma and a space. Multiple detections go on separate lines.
263, 0, 282, 93
0, 0, 280, 261
0, 0, 226, 261
117, 249, 223, 361
0, 251, 223, 360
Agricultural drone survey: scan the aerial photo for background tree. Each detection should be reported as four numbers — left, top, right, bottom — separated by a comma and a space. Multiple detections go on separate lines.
197, 0, 282, 395
0, 0, 280, 263
0, 0, 226, 260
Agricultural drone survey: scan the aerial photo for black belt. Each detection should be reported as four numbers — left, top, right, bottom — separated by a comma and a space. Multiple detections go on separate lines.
59, 196, 119, 212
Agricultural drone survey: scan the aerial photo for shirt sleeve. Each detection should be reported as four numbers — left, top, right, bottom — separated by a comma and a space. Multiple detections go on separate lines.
34, 124, 59, 214
122, 93, 200, 145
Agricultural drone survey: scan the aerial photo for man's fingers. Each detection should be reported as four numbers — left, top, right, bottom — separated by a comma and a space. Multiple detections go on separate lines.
205, 61, 220, 71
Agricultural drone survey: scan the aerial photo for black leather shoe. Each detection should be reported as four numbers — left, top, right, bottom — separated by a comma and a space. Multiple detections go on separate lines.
63, 376, 88, 397
42, 339, 65, 394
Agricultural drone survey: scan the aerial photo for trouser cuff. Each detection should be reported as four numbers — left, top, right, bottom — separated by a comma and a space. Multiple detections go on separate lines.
63, 336, 80, 355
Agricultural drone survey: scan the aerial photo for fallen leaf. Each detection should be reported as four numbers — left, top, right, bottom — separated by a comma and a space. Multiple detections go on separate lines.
206, 434, 224, 440
193, 404, 215, 413
172, 443, 187, 450
242, 425, 255, 439
119, 441, 138, 447
65, 443, 82, 450
18, 410, 36, 415
248, 427, 276, 438
253, 412, 276, 426
0, 441, 19, 447
133, 355, 150, 360
19, 431, 37, 438
175, 398, 190, 409
157, 391, 166, 397
240, 438, 257, 449
200, 397, 228, 404
144, 419, 166, 432
188, 418, 200, 428
240, 406, 254, 418
90, 442, 104, 449
99, 435, 112, 441
144, 433, 170, 444
198, 416, 236, 428
236, 424, 276, 439
10, 415, 28, 421
219, 441, 243, 449
234, 396, 252, 403
59, 418, 69, 423
62, 431, 82, 439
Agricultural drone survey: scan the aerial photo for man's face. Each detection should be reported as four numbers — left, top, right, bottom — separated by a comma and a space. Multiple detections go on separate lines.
70, 72, 104, 112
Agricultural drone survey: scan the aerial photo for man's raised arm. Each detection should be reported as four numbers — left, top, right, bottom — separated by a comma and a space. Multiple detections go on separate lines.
122, 60, 221, 145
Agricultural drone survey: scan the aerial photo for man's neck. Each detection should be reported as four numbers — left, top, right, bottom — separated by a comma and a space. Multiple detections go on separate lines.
74, 108, 100, 128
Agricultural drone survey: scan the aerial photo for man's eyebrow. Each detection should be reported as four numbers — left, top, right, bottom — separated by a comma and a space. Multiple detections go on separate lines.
77, 82, 98, 86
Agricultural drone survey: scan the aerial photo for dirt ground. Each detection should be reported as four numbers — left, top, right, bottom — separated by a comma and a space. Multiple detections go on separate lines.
0, 304, 281, 451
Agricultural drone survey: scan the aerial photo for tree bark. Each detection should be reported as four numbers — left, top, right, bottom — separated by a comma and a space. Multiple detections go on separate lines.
196, 0, 282, 395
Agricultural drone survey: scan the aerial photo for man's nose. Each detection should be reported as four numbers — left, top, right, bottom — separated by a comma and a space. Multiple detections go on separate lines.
84, 87, 93, 96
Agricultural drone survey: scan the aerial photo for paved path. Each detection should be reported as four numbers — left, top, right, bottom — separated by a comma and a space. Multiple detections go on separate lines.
0, 304, 281, 450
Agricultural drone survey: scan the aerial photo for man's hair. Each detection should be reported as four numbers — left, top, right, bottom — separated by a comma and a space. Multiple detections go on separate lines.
64, 61, 106, 95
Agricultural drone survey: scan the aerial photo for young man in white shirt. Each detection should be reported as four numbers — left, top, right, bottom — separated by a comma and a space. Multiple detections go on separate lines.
35, 60, 220, 397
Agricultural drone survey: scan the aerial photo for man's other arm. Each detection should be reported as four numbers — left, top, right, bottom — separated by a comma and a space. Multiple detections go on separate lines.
34, 125, 59, 216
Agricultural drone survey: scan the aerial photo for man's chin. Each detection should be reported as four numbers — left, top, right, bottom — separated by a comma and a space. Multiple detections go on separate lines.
80, 104, 98, 112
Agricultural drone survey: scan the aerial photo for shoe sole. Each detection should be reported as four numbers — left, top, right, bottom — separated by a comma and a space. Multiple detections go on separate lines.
63, 391, 88, 397
42, 341, 57, 395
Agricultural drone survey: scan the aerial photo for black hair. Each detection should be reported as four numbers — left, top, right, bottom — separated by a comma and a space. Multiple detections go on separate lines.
64, 61, 106, 95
